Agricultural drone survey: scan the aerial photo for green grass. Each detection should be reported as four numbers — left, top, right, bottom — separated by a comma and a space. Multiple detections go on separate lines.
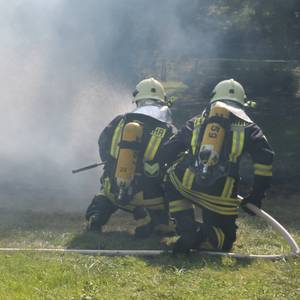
0, 192, 300, 300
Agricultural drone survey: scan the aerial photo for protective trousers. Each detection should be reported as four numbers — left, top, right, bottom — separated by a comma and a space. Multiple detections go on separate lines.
164, 179, 237, 252
85, 193, 173, 238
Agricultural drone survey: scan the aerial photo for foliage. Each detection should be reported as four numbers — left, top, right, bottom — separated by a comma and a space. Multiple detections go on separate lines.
175, 0, 300, 59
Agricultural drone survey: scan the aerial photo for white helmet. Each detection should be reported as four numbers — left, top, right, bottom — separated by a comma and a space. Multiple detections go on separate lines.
133, 77, 166, 105
210, 79, 246, 107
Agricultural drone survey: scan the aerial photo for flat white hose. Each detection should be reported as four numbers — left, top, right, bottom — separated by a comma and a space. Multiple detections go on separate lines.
0, 203, 299, 260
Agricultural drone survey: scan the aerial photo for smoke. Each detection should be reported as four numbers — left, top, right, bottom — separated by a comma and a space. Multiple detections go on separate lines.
0, 0, 216, 211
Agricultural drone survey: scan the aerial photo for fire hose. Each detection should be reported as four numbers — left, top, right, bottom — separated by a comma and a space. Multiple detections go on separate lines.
0, 202, 299, 260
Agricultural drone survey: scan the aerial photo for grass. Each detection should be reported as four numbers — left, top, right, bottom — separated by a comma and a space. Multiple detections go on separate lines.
0, 191, 299, 300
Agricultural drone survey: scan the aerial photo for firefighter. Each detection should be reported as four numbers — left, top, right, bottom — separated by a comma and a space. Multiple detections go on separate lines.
85, 77, 176, 238
159, 79, 274, 253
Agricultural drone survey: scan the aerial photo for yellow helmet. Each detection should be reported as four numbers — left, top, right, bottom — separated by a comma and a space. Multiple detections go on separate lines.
133, 77, 166, 104
210, 79, 246, 107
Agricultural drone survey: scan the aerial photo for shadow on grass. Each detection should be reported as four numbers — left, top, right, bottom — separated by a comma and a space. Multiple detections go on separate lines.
143, 253, 253, 271
66, 230, 166, 250
66, 230, 253, 271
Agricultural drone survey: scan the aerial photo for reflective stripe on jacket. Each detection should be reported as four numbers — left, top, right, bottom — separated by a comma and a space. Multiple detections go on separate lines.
168, 114, 273, 215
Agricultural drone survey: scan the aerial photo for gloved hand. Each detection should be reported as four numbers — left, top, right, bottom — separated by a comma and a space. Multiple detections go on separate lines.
172, 232, 201, 255
241, 193, 263, 216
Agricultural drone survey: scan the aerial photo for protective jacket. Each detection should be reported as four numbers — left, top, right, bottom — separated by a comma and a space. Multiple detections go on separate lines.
159, 109, 274, 251
98, 111, 176, 212
161, 111, 274, 216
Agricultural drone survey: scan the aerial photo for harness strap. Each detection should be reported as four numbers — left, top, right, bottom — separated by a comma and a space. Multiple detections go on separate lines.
229, 123, 245, 163
221, 122, 245, 197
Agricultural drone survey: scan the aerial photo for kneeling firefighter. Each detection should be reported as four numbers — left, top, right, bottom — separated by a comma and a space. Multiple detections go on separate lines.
86, 77, 177, 238
158, 79, 274, 253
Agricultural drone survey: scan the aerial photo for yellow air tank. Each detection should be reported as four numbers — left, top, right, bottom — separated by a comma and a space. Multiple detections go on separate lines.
199, 102, 230, 168
114, 121, 143, 202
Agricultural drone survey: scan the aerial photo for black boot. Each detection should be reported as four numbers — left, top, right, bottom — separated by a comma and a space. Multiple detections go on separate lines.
86, 214, 102, 232
173, 231, 203, 254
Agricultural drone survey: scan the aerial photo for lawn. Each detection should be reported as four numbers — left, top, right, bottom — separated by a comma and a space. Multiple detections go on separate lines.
0, 190, 299, 300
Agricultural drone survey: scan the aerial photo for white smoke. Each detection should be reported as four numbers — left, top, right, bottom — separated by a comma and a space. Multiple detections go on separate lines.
0, 1, 134, 211
0, 0, 216, 211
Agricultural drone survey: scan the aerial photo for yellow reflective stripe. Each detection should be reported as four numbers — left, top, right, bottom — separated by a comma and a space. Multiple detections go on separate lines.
181, 189, 238, 215
212, 227, 221, 248
169, 199, 194, 213
190, 189, 239, 206
144, 127, 166, 161
170, 170, 239, 206
182, 168, 195, 189
212, 226, 225, 249
129, 191, 144, 205
184, 192, 237, 215
254, 170, 273, 176
229, 124, 245, 163
191, 117, 203, 155
135, 214, 151, 227
238, 129, 245, 157
254, 164, 273, 176
200, 240, 214, 250
169, 170, 239, 215
110, 119, 125, 158
229, 130, 238, 162
103, 177, 112, 197
125, 194, 164, 209
221, 177, 235, 198
185, 188, 239, 206
109, 192, 143, 210
254, 163, 272, 170
144, 162, 160, 176
146, 204, 165, 210
142, 197, 164, 208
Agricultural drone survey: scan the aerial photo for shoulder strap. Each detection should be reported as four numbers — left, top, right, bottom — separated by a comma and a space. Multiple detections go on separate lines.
191, 116, 204, 155
110, 118, 125, 158
229, 121, 246, 163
